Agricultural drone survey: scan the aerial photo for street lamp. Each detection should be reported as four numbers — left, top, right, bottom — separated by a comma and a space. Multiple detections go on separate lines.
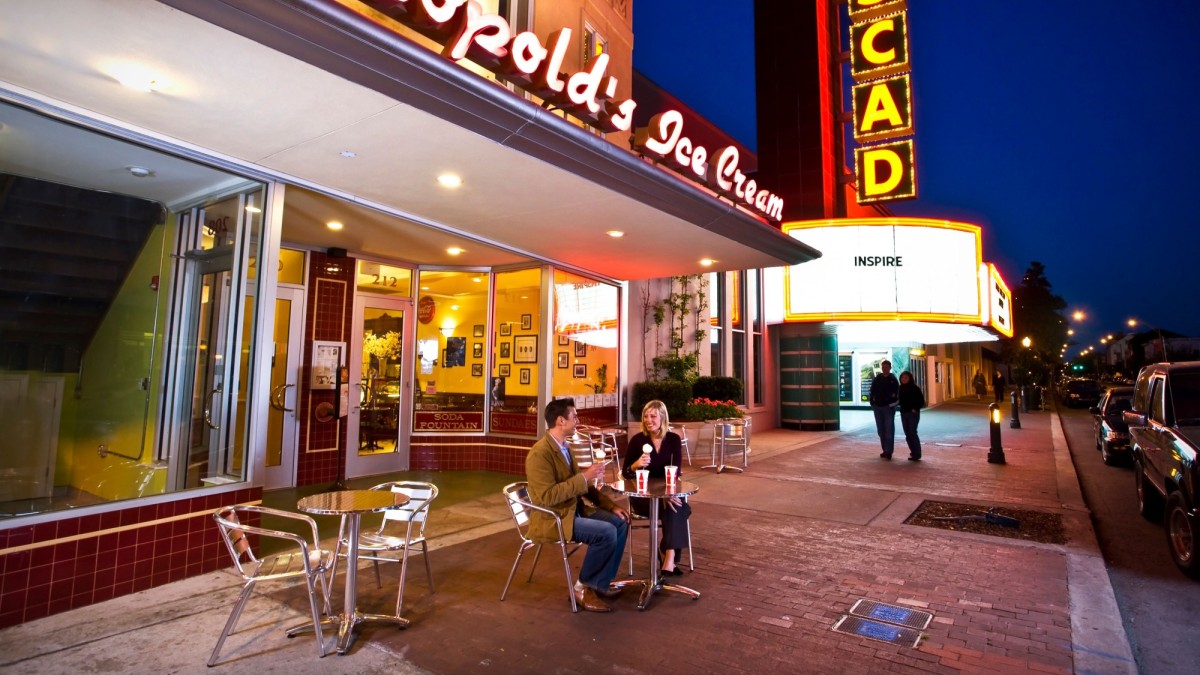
1073, 310, 1086, 322
1021, 336, 1031, 348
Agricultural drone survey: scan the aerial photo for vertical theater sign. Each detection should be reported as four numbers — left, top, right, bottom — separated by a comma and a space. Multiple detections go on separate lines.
848, 0, 917, 204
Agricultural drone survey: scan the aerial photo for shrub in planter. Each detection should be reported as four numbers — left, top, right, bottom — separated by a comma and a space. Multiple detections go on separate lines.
692, 376, 743, 404
630, 380, 691, 420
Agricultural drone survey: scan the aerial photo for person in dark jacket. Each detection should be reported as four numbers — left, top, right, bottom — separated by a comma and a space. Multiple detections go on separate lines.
898, 371, 925, 461
869, 360, 900, 459
993, 369, 1007, 403
972, 370, 987, 399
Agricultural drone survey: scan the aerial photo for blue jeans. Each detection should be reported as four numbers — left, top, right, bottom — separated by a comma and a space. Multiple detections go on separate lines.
572, 508, 628, 591
873, 405, 896, 456
900, 410, 922, 458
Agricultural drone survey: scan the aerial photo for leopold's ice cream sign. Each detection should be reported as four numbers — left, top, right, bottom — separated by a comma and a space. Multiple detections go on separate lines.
633, 111, 784, 221
364, 0, 784, 221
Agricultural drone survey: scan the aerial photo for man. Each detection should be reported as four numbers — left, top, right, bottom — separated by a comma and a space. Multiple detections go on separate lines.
869, 360, 900, 459
993, 369, 1007, 404
526, 398, 629, 612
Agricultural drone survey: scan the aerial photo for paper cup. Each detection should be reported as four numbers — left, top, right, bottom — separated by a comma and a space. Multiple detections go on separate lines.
664, 464, 678, 487
635, 469, 649, 493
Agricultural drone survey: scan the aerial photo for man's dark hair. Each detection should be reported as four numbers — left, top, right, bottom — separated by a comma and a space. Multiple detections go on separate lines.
544, 398, 576, 427
882, 359, 892, 367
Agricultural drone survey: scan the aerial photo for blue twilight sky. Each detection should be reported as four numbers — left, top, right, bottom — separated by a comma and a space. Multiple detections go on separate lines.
633, 1, 1200, 356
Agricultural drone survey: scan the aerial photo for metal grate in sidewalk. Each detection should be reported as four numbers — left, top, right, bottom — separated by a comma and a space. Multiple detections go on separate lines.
848, 599, 932, 629
831, 616, 923, 647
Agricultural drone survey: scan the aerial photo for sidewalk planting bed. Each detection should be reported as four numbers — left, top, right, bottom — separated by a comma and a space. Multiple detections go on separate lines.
904, 499, 1067, 544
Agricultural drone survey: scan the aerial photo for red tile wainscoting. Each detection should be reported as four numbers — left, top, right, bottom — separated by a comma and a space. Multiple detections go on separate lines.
0, 486, 261, 629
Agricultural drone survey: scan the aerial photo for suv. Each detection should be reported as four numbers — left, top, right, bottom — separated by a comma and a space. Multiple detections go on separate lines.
1063, 378, 1102, 408
1125, 362, 1200, 578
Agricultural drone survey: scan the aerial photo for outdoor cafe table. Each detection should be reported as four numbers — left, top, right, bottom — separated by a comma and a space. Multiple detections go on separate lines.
609, 478, 700, 610
287, 489, 410, 654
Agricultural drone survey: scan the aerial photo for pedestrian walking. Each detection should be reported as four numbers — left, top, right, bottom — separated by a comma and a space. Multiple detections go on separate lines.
993, 369, 1007, 404
972, 369, 987, 399
868, 360, 900, 459
898, 371, 925, 461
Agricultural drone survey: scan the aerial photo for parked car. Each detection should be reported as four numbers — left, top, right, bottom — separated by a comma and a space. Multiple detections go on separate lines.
1125, 362, 1200, 578
1063, 378, 1102, 408
1091, 386, 1134, 464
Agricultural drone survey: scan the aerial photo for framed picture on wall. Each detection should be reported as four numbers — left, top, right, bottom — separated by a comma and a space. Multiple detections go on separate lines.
573, 363, 587, 379
473, 324, 484, 338
499, 364, 511, 377
520, 368, 531, 385
574, 341, 587, 358
500, 323, 512, 336
557, 352, 569, 369
472, 342, 483, 359
557, 334, 569, 346
471, 363, 483, 377
514, 335, 537, 363
499, 342, 511, 359
521, 313, 532, 330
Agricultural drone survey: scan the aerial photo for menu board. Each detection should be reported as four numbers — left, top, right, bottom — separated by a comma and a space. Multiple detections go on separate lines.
839, 355, 853, 402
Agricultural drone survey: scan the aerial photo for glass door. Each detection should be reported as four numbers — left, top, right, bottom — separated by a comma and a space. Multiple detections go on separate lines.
346, 294, 413, 478
264, 286, 305, 488
161, 189, 263, 490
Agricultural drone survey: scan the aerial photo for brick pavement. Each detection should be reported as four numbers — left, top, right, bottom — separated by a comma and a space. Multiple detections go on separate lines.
0, 398, 1135, 674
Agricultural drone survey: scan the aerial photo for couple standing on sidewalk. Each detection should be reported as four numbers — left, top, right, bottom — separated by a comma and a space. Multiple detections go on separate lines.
869, 360, 925, 460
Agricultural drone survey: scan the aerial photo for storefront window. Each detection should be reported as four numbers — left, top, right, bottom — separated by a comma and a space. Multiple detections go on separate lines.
489, 268, 541, 435
553, 270, 620, 426
412, 270, 488, 432
0, 101, 267, 518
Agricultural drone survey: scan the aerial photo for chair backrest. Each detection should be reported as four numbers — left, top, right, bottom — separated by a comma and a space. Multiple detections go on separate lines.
718, 418, 747, 441
214, 506, 258, 574
503, 481, 533, 534
372, 481, 438, 534
567, 437, 595, 466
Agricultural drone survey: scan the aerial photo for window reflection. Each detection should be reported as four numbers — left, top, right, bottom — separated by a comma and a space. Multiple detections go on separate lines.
552, 270, 620, 426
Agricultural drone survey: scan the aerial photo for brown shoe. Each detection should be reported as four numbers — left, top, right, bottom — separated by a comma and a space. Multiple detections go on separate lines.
593, 584, 623, 599
574, 586, 613, 612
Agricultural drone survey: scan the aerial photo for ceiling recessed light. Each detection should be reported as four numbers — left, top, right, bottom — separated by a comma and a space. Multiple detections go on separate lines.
605, 230, 625, 238
437, 174, 463, 188
446, 247, 464, 255
472, 277, 482, 283
421, 286, 430, 291
126, 166, 153, 178
107, 63, 167, 92
339, 150, 357, 158
326, 221, 344, 231
450, 305, 460, 311
699, 258, 716, 267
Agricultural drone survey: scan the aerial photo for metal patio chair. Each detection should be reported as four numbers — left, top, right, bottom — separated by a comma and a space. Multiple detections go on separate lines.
331, 481, 438, 618
209, 504, 333, 666
500, 481, 582, 612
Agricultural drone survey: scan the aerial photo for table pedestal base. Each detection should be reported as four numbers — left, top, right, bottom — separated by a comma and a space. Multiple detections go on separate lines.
287, 612, 409, 655
612, 578, 700, 610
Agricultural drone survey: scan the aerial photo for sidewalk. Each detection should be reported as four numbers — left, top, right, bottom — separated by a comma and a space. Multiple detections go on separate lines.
0, 399, 1137, 674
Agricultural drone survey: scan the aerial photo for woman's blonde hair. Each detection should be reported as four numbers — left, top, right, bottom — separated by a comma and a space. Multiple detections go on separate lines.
641, 399, 670, 439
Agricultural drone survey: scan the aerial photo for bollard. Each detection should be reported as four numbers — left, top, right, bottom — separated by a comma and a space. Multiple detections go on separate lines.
1020, 385, 1030, 413
1009, 389, 1021, 429
988, 403, 1006, 464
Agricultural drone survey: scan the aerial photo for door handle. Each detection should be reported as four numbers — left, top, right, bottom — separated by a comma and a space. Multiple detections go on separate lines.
270, 383, 295, 412
204, 387, 222, 429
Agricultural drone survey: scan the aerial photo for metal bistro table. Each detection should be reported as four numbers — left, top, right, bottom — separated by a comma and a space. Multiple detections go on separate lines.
609, 478, 700, 610
288, 490, 410, 654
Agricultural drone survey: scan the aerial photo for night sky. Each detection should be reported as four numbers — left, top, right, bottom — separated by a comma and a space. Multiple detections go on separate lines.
634, 1, 1200, 357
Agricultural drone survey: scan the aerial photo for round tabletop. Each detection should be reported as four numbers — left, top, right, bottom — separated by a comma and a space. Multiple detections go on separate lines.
296, 489, 410, 515
608, 478, 699, 499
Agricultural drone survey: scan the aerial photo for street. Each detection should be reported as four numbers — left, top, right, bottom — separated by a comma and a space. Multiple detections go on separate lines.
1058, 403, 1200, 674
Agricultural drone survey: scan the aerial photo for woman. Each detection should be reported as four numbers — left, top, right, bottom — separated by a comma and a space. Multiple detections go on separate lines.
972, 369, 987, 399
898, 371, 925, 461
622, 399, 691, 575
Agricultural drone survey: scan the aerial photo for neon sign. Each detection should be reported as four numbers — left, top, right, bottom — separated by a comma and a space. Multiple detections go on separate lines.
364, 0, 784, 221
632, 110, 784, 221
365, 0, 635, 132
847, 1, 917, 204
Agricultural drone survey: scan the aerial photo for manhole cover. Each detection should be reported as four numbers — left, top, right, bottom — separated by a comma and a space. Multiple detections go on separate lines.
832, 615, 922, 647
850, 599, 932, 629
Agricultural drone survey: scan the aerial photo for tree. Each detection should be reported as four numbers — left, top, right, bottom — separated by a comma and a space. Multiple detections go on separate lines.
1008, 261, 1068, 385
